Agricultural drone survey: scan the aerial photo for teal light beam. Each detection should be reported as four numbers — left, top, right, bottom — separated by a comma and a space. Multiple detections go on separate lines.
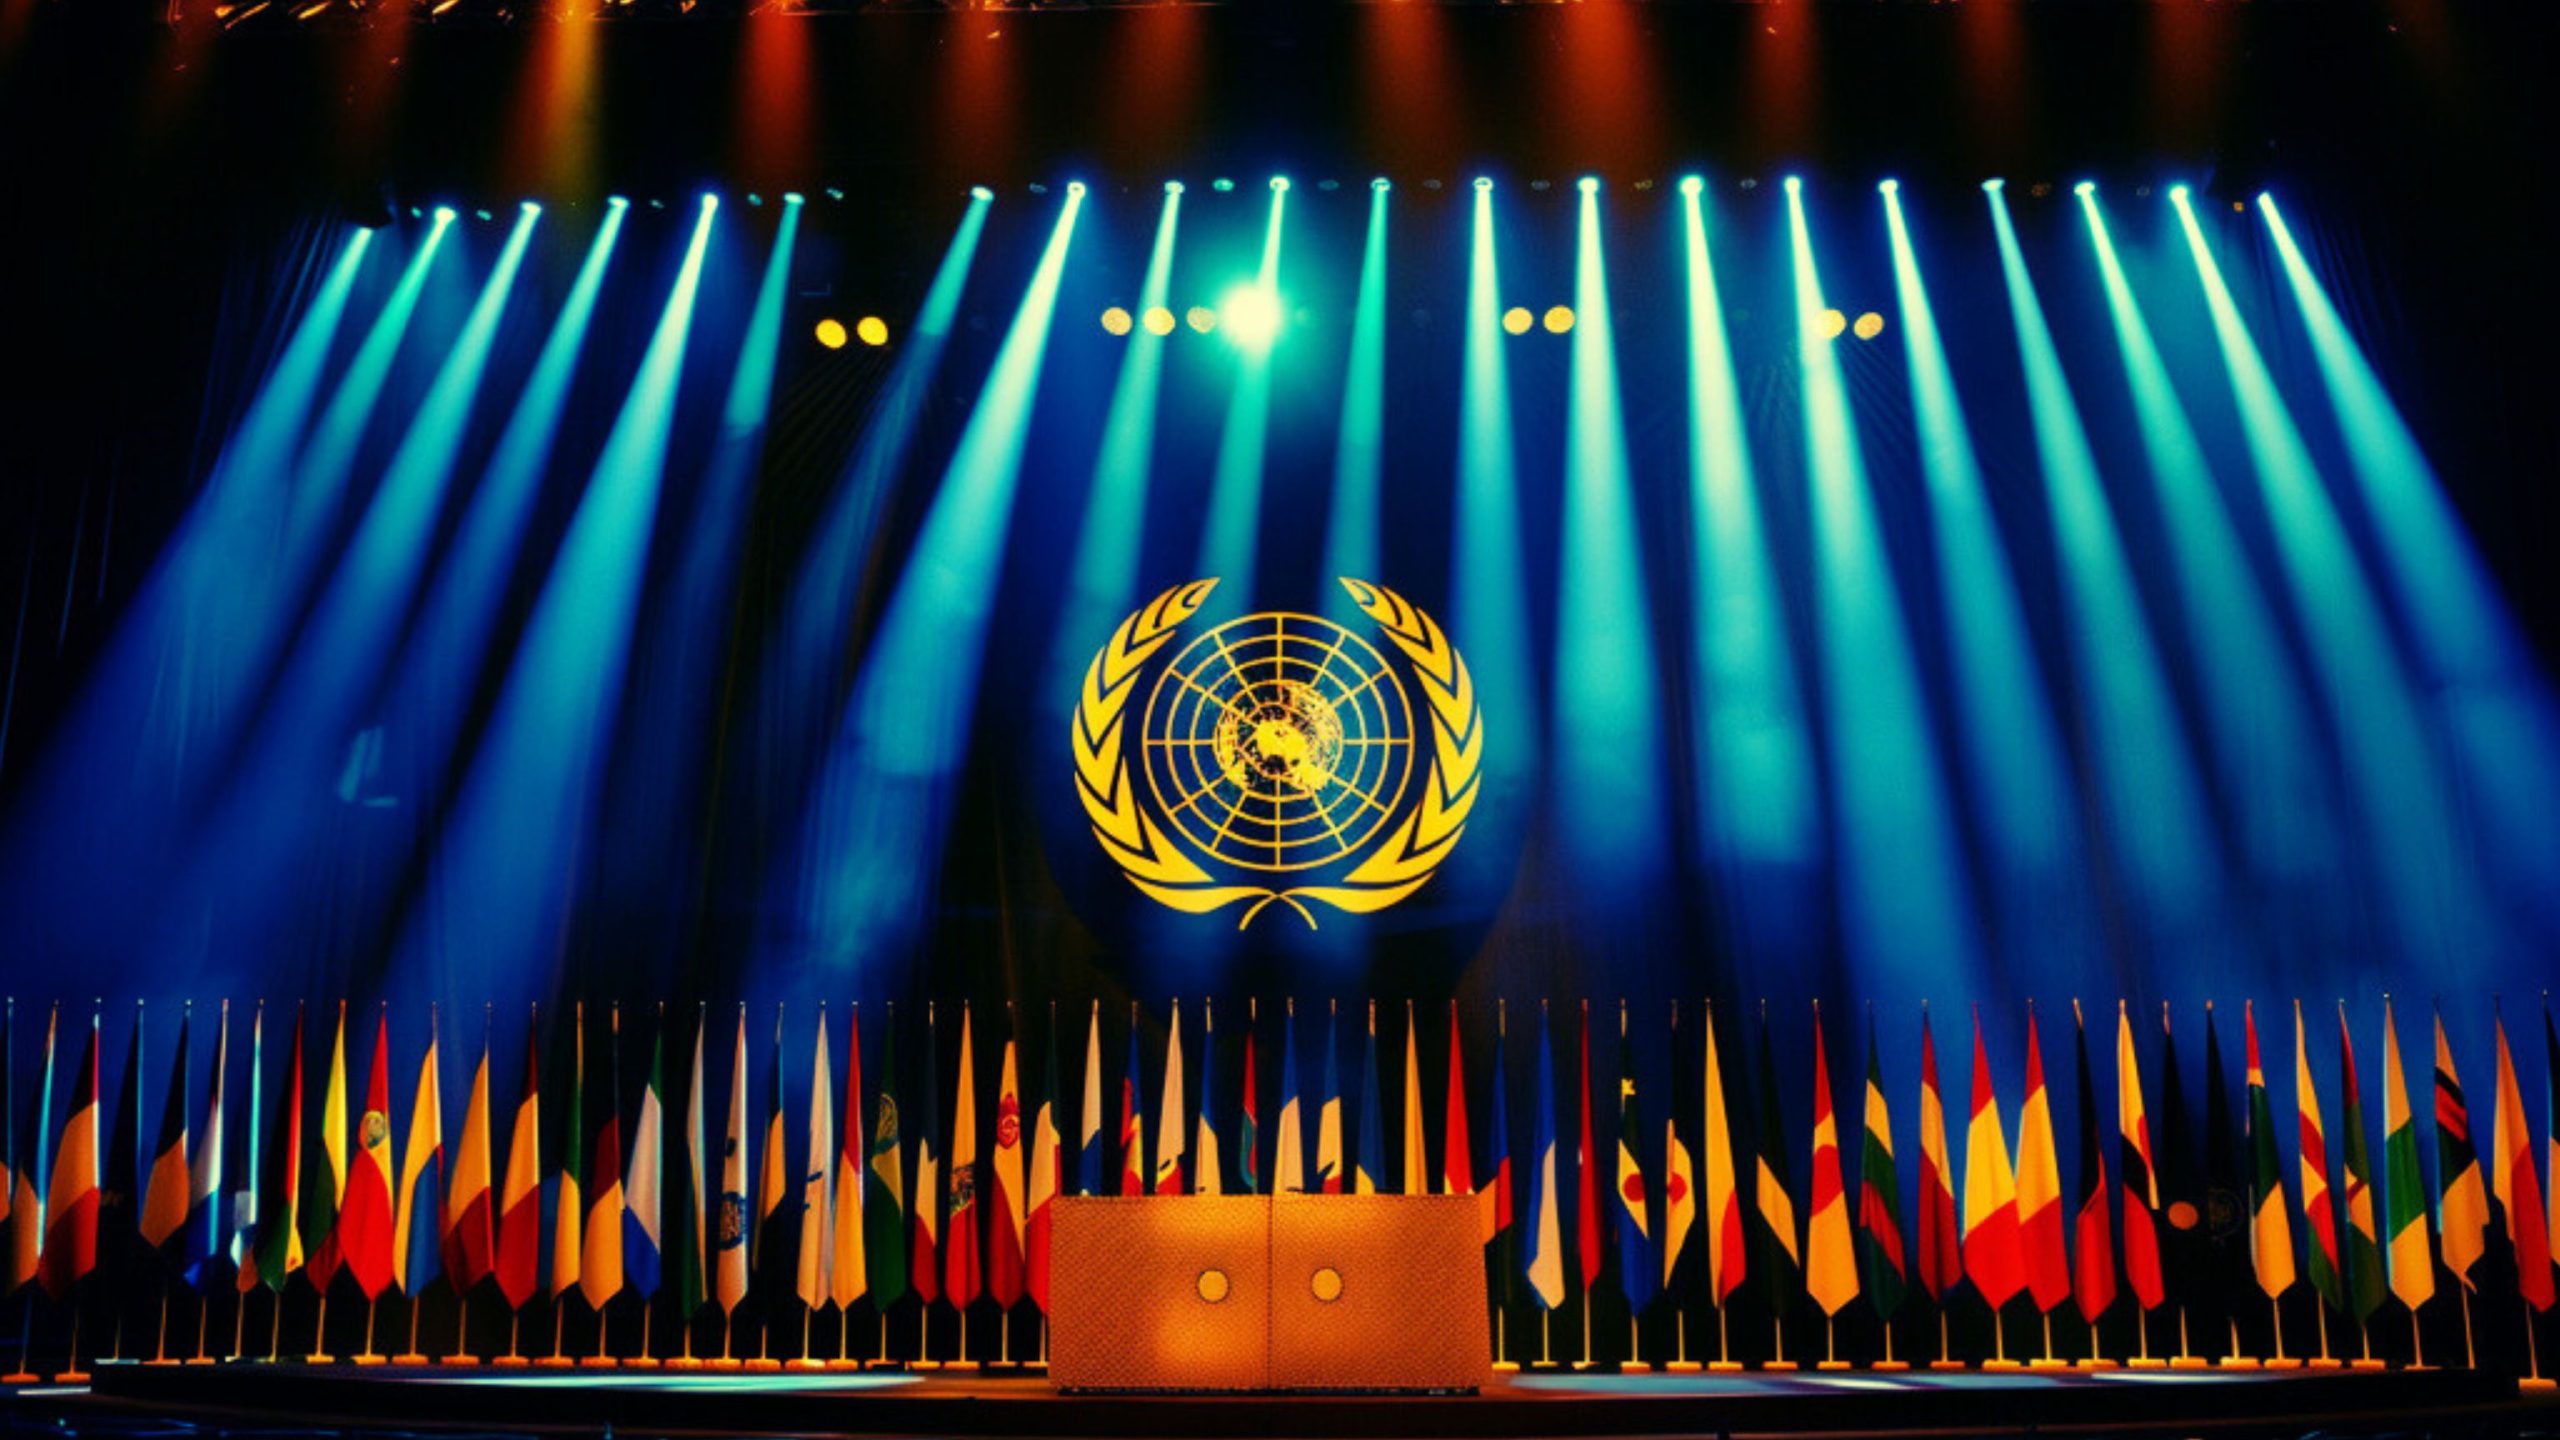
1786, 177, 1982, 986
1552, 180, 1667, 897
2076, 190, 2338, 903
799, 185, 1086, 966
2171, 187, 2491, 967
1880, 182, 2082, 959
1987, 187, 2222, 946
1680, 180, 1817, 877
1193, 181, 1288, 606
1323, 179, 1390, 587
1455, 180, 1537, 799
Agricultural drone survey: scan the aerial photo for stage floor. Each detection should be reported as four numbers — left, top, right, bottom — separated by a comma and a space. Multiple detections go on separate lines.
3, 1359, 2541, 1438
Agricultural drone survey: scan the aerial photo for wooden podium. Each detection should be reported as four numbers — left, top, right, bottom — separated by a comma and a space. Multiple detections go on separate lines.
1049, 1195, 1491, 1393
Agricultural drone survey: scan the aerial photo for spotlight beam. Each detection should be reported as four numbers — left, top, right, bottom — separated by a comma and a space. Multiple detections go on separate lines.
1323, 172, 1390, 585
1786, 179, 1982, 985
1881, 184, 2087, 964
1455, 175, 1538, 801
1193, 180, 1288, 606
2171, 189, 2492, 966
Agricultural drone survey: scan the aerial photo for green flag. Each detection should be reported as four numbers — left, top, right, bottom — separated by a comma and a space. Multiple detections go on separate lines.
1857, 1013, 1908, 1323
2335, 1006, 2385, 1324
2378, 1001, 2435, 1314
865, 1004, 908, 1310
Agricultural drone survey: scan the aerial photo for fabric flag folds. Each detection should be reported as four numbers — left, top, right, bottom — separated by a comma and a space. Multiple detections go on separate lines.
254, 1006, 307, 1295
674, 1007, 708, 1328
988, 1015, 1027, 1310
1804, 1006, 1857, 1320
1962, 1011, 2024, 1314
1154, 1001, 1185, 1196
340, 1009, 396, 1301
910, 1005, 941, 1308
1701, 1001, 1745, 1310
1858, 1011, 1907, 1326
716, 1006, 749, 1319
945, 1004, 981, 1311
392, 1010, 443, 1302
828, 1006, 864, 1313
1401, 1005, 1425, 1197
1357, 1004, 1385, 1197
2377, 1001, 2434, 1316
1027, 1006, 1060, 1313
1614, 1005, 1657, 1314
2335, 1006, 2385, 1331
627, 1009, 665, 1302
866, 1006, 907, 1313
453, 1015, 505, 1303
1118, 1009, 1144, 1199
38, 1010, 100, 1300
2293, 1001, 2344, 1320
753, 1007, 789, 1301
1239, 1007, 1259, 1197
1077, 1003, 1102, 1198
1196, 1004, 1221, 1196
2431, 1007, 2488, 1290
1275, 1004, 1303, 1196
141, 1009, 192, 1257
2069, 1001, 2115, 1329
2243, 1001, 2297, 1304
798, 1007, 836, 1316
2115, 1002, 2164, 1316
1914, 1008, 1961, 1307
2491, 1014, 2554, 1312
1575, 1004, 1599, 1298
303, 1003, 349, 1293
551, 1006, 585, 1306
184, 1001, 228, 1290
1752, 1003, 1802, 1321
2016, 1009, 2070, 1317
1524, 1005, 1564, 1312
1661, 1005, 1695, 1292
1316, 1005, 1342, 1195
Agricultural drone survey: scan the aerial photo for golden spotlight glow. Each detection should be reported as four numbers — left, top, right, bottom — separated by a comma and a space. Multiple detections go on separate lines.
854, 316, 890, 347
1502, 306, 1534, 336
1852, 311, 1885, 341
1102, 306, 1135, 336
813, 318, 848, 350
1186, 305, 1218, 334
1818, 308, 1848, 340
1541, 305, 1575, 335
1142, 306, 1177, 337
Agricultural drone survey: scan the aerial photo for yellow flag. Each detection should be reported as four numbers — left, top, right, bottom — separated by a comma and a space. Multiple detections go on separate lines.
1402, 1003, 1426, 1196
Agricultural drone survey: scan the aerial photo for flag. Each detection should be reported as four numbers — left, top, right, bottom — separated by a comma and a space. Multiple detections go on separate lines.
627, 1009, 665, 1300
183, 1001, 227, 1290
1195, 1003, 1221, 1196
716, 1005, 750, 1316
1316, 1005, 1343, 1195
944, 1004, 980, 1309
1805, 1006, 1857, 1319
1524, 1006, 1564, 1311
2016, 1008, 2070, 1315
0, 1004, 13, 1292
2378, 1000, 2434, 1315
444, 1013, 494, 1297
1026, 1006, 1060, 1314
1117, 1008, 1144, 1198
2545, 1004, 2559, 1298
2335, 1005, 2384, 1325
1914, 1008, 1960, 1304
1858, 1011, 1907, 1323
341, 1008, 397, 1300
1239, 1008, 1260, 1197
2293, 1000, 2344, 1316
1357, 1003, 1385, 1197
754, 1006, 789, 1297
2116, 1001, 2164, 1314
866, 1005, 907, 1311
1077, 1003, 1102, 1198
1402, 1003, 1426, 1197
551, 1004, 584, 1303
1445, 1004, 1476, 1208
1661, 1005, 1696, 1292
141, 1008, 192, 1253
798, 1007, 835, 1314
99, 1005, 140, 1295
392, 1009, 443, 1300
581, 1007, 625, 1311
2432, 1006, 2488, 1288
676, 1006, 709, 1322
988, 1017, 1027, 1310
1962, 1010, 2024, 1312
1615, 1005, 1658, 1313
38, 1010, 99, 1300
1701, 1001, 1744, 1308
228, 1006, 261, 1297
1575, 1002, 1600, 1295
254, 1005, 307, 1294
1488, 1004, 1515, 1264
1274, 1005, 1304, 1196
2243, 1001, 2296, 1301
2155, 1005, 2208, 1325
828, 1005, 864, 1311
304, 1001, 349, 1291
2070, 1000, 2115, 1327
1752, 1002, 1802, 1316
1154, 1001, 1185, 1195
495, 1015, 541, 1312
911, 1004, 941, 1307
2492, 1014, 2554, 1311
1, 1003, 39, 1297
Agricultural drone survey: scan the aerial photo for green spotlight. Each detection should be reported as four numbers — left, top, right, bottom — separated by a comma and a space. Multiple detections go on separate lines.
971, 185, 994, 201
1578, 175, 1600, 194
2167, 183, 2189, 202
606, 195, 629, 210
1371, 177, 1390, 192
1067, 181, 1087, 198
1783, 175, 1802, 196
782, 192, 805, 206
700, 193, 719, 212
1271, 176, 1289, 192
1877, 178, 1898, 196
2073, 180, 2096, 197
1167, 180, 1185, 195
1981, 178, 2005, 193
1475, 177, 1494, 192
433, 205, 458, 224
1680, 175, 1703, 197
521, 200, 542, 217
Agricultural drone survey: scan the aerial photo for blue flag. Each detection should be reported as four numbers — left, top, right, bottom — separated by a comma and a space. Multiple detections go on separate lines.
1523, 1011, 1564, 1309
1356, 1007, 1385, 1195
1076, 1006, 1101, 1197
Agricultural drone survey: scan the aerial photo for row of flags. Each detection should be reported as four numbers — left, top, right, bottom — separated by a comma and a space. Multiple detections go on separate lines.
2, 993, 2555, 1370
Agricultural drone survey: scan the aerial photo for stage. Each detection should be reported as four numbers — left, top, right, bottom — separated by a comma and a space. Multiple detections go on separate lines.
0, 1361, 2533, 1439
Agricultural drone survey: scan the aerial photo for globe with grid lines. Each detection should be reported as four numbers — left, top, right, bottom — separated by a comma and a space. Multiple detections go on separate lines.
1139, 612, 1418, 874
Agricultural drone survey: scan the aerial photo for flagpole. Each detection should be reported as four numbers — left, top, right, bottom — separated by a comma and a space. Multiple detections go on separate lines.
154, 1291, 171, 1363
2525, 1297, 2552, 1391
194, 1288, 210, 1363
5, 1294, 33, 1383
229, 1289, 246, 1363
57, 1289, 87, 1384
2408, 1308, 2426, 1371
2459, 1284, 2475, 1369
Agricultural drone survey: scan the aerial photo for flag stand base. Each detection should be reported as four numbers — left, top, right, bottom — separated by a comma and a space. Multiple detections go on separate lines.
578, 1356, 620, 1370
144, 1358, 182, 1368
2348, 1358, 2386, 1371
51, 1370, 91, 1384
0, 1373, 37, 1386
2215, 1356, 2262, 1370
388, 1354, 430, 1366
662, 1357, 705, 1372
743, 1358, 784, 1373
1926, 1360, 1967, 1371
909, 1360, 943, 1371
1706, 1361, 1745, 1372
2126, 1357, 2167, 1369
1619, 1362, 1651, 1375
1871, 1360, 1910, 1372
702, 1357, 744, 1372
1756, 1361, 1800, 1372
351, 1355, 388, 1367
2168, 1356, 2211, 1370
785, 1358, 827, 1372
2261, 1358, 2302, 1371
624, 1357, 662, 1370
2073, 1358, 2118, 1370
1662, 1361, 1702, 1373
489, 1356, 531, 1369
2027, 1359, 2072, 1373
1814, 1360, 1852, 1371
2304, 1358, 2342, 1371
532, 1357, 573, 1370
2520, 1378, 2558, 1393
1491, 1361, 1522, 1373
824, 1359, 863, 1372
184, 1357, 222, 1367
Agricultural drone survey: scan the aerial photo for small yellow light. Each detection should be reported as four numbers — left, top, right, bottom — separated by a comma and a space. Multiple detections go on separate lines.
1852, 311, 1885, 341
813, 318, 848, 350
1542, 305, 1574, 335
1502, 306, 1534, 336
1186, 305, 1217, 334
1142, 306, 1177, 337
855, 316, 890, 347
1818, 308, 1847, 340
1101, 306, 1134, 336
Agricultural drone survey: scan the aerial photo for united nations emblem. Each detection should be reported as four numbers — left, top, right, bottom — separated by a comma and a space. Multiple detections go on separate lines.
1072, 578, 1482, 927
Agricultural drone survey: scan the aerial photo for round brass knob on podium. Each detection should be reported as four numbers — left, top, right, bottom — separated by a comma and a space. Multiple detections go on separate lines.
1196, 1268, 1231, 1304
1310, 1267, 1344, 1303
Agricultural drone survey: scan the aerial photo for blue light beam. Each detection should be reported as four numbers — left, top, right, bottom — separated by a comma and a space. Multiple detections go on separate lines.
1193, 182, 1288, 607
1454, 179, 1538, 803
1323, 177, 1390, 587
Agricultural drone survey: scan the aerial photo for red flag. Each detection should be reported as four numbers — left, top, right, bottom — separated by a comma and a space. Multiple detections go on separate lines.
1576, 1002, 1601, 1292
1915, 1009, 1963, 1301
2016, 1013, 2072, 1314
38, 1013, 100, 1300
1961, 1013, 2025, 1311
986, 1031, 1025, 1311
338, 1010, 397, 1300
493, 1026, 542, 1311
1445, 1004, 1474, 1200
2069, 1001, 2116, 1327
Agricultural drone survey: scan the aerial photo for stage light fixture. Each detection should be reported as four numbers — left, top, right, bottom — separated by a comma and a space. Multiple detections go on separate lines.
747, 193, 763, 207
1853, 311, 1885, 340
2074, 180, 2096, 198
607, 196, 629, 210
1271, 176, 1290, 193
1542, 304, 1574, 335
1213, 178, 1235, 193
1578, 176, 1600, 194
1371, 178, 1391, 192
1475, 177, 1494, 193
1142, 306, 1177, 336
1679, 176, 1703, 197
700, 193, 720, 212
1878, 178, 1899, 196
971, 185, 995, 201
815, 318, 848, 350
1068, 182, 1088, 198
1983, 178, 2007, 193
1818, 307, 1848, 340
1217, 283, 1283, 351
1783, 175, 1802, 196
1166, 180, 1185, 195
520, 200, 542, 217
856, 316, 889, 346
1502, 306, 1533, 336
1101, 306, 1134, 336
1186, 305, 1217, 333
2168, 183, 2191, 202
474, 209, 494, 223
825, 188, 845, 201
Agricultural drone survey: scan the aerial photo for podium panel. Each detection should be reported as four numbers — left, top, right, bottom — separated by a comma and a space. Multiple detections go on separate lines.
1268, 1194, 1491, 1392
1049, 1197, 1270, 1391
